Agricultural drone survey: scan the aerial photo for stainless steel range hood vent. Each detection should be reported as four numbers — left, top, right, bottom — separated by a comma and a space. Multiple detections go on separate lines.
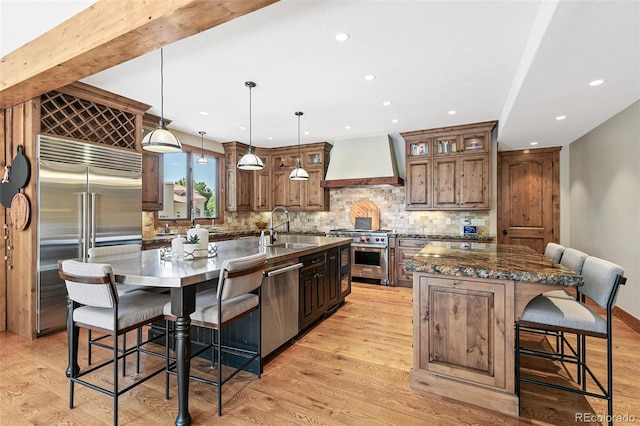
321, 134, 404, 188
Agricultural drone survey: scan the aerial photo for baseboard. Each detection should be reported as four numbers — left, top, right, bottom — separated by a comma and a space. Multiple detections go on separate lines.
613, 306, 640, 334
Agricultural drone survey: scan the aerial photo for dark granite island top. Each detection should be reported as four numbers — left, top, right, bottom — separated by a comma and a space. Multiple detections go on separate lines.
405, 241, 583, 286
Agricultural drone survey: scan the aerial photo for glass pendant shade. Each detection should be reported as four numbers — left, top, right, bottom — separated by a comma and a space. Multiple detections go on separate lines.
289, 159, 309, 180
197, 131, 208, 164
237, 81, 264, 170
237, 149, 264, 170
142, 48, 182, 153
142, 124, 182, 153
289, 111, 308, 180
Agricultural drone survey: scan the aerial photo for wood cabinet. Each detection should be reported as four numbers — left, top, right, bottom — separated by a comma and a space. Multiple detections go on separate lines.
338, 244, 351, 302
142, 152, 164, 211
411, 273, 517, 416
396, 237, 430, 287
223, 142, 254, 212
299, 251, 328, 331
141, 113, 167, 211
223, 141, 331, 212
402, 121, 496, 211
326, 247, 340, 308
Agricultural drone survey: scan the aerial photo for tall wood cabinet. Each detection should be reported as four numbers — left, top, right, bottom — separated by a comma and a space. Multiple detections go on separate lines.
402, 121, 496, 211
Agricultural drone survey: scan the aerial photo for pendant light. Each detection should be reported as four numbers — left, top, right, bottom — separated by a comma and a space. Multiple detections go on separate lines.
142, 48, 182, 153
289, 111, 309, 180
197, 131, 208, 165
237, 81, 264, 170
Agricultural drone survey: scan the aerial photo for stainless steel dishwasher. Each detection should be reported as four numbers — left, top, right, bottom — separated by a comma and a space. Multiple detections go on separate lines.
262, 261, 303, 357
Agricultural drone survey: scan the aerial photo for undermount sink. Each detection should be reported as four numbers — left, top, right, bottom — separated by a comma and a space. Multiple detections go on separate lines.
269, 242, 317, 249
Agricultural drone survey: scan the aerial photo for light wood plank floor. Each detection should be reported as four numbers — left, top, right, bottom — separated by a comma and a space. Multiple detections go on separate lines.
1, 283, 639, 425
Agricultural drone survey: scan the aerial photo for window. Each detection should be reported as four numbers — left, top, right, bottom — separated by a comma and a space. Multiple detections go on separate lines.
158, 148, 221, 224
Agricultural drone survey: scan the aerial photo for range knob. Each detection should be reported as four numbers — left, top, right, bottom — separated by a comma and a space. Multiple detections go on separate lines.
365, 237, 370, 242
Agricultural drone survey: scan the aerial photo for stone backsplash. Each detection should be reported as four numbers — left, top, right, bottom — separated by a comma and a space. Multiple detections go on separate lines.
145, 187, 490, 237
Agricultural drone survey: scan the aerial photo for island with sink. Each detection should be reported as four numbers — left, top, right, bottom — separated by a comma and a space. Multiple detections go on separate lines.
141, 233, 352, 363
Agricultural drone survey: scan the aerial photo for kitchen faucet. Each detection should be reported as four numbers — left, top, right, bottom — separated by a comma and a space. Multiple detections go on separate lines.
269, 206, 290, 244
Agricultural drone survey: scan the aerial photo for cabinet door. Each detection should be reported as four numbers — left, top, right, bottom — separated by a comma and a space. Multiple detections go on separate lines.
272, 169, 303, 209
254, 170, 271, 211
433, 157, 459, 209
299, 269, 316, 330
327, 247, 340, 307
459, 154, 489, 209
142, 152, 163, 211
303, 168, 326, 210
417, 276, 509, 391
406, 160, 432, 209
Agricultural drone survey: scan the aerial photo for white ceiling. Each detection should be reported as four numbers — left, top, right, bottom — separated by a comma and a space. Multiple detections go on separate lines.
1, 0, 639, 151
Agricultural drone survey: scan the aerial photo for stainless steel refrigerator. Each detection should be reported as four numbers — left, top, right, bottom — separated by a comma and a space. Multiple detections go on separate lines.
36, 135, 143, 335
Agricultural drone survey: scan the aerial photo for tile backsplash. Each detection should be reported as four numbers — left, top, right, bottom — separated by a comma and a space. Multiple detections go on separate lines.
146, 187, 490, 237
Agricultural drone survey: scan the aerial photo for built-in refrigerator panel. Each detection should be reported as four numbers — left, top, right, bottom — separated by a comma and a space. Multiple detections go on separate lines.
36, 135, 142, 335
88, 166, 143, 248
37, 160, 87, 333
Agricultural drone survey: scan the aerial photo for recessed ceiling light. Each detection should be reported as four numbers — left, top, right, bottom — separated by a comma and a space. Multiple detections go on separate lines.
304, 131, 310, 135
530, 141, 538, 146
556, 115, 567, 121
383, 101, 392, 106
448, 110, 456, 115
239, 126, 246, 130
391, 119, 399, 124
267, 136, 274, 140
199, 111, 209, 116
364, 74, 375, 81
589, 79, 605, 86
345, 125, 351, 130
335, 32, 350, 42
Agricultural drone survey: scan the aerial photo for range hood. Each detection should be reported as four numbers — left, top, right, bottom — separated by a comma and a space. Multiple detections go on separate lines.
321, 134, 404, 188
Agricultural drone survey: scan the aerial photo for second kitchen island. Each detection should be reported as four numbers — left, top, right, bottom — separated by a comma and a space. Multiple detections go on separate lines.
405, 241, 583, 417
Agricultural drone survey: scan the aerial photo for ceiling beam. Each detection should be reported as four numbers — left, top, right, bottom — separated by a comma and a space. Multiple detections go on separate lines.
0, 0, 278, 109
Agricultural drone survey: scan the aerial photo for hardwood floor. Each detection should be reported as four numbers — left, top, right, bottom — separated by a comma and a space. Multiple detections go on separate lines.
1, 282, 639, 425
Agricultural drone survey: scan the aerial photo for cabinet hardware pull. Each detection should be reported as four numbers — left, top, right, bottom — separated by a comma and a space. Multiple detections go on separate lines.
424, 310, 429, 320
453, 280, 460, 285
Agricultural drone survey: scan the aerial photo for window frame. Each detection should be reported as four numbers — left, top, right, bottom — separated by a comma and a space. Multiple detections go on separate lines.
153, 144, 225, 228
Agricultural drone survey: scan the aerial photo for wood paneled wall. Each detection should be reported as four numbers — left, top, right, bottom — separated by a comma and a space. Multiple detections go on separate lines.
2, 99, 40, 338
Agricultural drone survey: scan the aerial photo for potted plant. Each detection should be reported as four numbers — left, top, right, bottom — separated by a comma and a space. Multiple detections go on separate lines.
182, 234, 200, 256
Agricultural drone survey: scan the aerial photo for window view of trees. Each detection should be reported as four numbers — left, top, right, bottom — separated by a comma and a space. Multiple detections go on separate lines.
158, 151, 219, 221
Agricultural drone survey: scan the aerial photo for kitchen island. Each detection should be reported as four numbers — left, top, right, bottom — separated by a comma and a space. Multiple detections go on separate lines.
405, 241, 582, 417
81, 234, 351, 426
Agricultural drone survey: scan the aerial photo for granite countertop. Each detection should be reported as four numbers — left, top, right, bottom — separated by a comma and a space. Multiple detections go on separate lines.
144, 229, 326, 244
405, 241, 583, 285
395, 233, 495, 241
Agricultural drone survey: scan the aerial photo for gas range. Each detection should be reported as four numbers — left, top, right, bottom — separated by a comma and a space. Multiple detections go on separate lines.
327, 229, 392, 246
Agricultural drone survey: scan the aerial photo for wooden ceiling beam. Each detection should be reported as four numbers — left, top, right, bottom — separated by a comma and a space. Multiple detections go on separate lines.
0, 0, 278, 109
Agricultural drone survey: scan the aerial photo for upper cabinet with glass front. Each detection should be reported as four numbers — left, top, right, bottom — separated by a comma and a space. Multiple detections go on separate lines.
402, 121, 496, 211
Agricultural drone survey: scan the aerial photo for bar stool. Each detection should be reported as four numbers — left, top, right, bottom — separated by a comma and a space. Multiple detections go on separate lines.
164, 252, 267, 416
543, 242, 565, 264
60, 259, 170, 426
516, 256, 626, 426
87, 244, 162, 374
543, 247, 589, 300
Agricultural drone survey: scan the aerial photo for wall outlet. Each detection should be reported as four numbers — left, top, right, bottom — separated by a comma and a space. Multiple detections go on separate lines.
460, 219, 470, 226
445, 218, 452, 225
409, 217, 414, 225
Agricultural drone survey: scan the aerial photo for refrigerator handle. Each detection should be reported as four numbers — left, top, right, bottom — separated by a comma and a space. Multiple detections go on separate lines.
90, 192, 97, 251
81, 192, 89, 258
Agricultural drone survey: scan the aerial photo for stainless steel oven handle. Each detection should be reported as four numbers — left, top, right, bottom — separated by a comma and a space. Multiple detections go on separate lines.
352, 243, 387, 249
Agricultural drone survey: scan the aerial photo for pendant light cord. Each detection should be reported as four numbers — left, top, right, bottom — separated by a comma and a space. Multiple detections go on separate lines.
248, 83, 253, 150
160, 48, 165, 127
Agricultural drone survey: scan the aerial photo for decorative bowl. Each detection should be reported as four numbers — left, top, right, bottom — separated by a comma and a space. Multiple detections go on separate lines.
255, 220, 268, 229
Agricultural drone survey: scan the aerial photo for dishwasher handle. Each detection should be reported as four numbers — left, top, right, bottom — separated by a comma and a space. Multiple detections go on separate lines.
264, 262, 303, 277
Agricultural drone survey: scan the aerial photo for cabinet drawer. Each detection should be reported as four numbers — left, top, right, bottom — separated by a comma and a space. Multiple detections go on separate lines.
301, 251, 326, 270
398, 238, 430, 248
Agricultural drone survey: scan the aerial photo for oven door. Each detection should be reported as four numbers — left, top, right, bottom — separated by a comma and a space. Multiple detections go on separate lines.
351, 243, 388, 283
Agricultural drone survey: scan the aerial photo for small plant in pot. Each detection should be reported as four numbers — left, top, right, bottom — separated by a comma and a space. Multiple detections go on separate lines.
182, 235, 200, 255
